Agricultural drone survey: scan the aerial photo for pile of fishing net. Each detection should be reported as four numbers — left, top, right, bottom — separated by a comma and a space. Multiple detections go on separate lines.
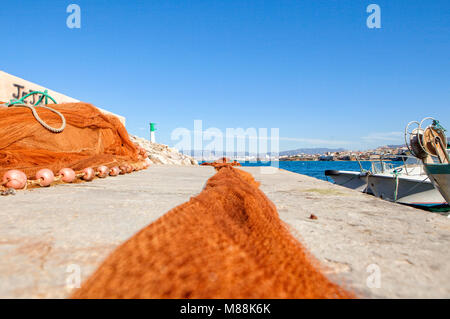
0, 102, 144, 179
201, 157, 242, 167
73, 165, 353, 299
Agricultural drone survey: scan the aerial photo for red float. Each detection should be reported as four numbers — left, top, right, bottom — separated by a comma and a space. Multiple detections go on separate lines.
109, 166, 120, 176
35, 168, 55, 187
82, 167, 95, 181
58, 168, 76, 183
96, 166, 109, 178
1, 170, 27, 190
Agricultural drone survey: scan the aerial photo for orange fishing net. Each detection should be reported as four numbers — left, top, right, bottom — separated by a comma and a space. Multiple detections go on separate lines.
0, 102, 141, 178
201, 157, 242, 167
73, 165, 353, 299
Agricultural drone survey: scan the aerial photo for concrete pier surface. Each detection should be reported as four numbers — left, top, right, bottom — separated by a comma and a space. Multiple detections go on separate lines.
0, 166, 449, 298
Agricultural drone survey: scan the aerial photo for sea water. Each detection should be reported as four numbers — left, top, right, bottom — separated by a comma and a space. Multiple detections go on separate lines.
239, 161, 402, 182
239, 161, 450, 212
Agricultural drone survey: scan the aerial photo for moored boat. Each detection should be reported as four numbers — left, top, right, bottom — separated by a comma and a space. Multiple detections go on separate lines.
325, 156, 446, 208
366, 172, 445, 206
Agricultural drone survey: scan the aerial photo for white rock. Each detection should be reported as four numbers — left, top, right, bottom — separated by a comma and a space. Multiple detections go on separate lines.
130, 135, 198, 166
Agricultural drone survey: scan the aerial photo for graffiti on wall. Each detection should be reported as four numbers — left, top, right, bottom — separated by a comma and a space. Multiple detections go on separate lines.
10, 83, 48, 105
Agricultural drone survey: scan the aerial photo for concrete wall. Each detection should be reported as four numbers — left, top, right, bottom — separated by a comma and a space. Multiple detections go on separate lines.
0, 70, 126, 126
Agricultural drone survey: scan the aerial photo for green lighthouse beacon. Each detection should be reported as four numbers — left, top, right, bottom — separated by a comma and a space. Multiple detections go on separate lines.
150, 122, 156, 143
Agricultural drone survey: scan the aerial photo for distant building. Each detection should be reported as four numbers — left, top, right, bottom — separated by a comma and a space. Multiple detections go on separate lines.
318, 155, 335, 161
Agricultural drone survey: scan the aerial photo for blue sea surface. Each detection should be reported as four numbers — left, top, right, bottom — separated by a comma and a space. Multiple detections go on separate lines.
238, 161, 450, 212
239, 161, 401, 181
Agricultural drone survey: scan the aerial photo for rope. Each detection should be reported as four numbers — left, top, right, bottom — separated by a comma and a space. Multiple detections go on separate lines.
3, 90, 66, 133
392, 169, 402, 202
8, 104, 66, 133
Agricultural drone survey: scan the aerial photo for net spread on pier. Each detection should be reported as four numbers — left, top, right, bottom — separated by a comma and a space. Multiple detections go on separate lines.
72, 165, 353, 299
0, 102, 140, 178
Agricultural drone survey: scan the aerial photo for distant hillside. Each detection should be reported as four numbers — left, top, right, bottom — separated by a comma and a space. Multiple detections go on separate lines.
182, 139, 449, 159
279, 148, 346, 156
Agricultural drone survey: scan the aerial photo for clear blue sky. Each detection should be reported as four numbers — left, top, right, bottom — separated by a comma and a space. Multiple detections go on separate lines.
1, 0, 449, 151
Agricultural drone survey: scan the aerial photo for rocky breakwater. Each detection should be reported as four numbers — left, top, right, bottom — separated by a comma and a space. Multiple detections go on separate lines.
130, 135, 198, 166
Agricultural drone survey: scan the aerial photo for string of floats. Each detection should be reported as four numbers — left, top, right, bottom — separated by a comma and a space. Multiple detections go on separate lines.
2, 144, 151, 191
1, 156, 151, 191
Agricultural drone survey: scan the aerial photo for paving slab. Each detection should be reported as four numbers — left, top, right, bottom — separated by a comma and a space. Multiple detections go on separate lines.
0, 166, 215, 298
241, 167, 450, 298
0, 166, 449, 298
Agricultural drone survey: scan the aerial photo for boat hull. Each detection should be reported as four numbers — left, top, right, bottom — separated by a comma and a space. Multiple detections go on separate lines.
367, 174, 446, 206
325, 168, 447, 207
325, 170, 371, 193
424, 164, 450, 205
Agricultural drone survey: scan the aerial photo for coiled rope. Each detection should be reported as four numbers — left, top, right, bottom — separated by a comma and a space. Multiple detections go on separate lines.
3, 90, 66, 133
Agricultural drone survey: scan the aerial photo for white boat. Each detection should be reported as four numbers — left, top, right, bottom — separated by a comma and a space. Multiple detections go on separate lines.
406, 117, 450, 206
325, 157, 447, 207
367, 172, 445, 206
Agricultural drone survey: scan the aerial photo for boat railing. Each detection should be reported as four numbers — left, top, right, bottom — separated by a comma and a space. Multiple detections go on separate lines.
371, 160, 394, 174
356, 154, 426, 176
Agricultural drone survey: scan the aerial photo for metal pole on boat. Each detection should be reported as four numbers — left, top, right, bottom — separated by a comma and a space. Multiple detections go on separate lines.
401, 155, 409, 175
357, 155, 364, 173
